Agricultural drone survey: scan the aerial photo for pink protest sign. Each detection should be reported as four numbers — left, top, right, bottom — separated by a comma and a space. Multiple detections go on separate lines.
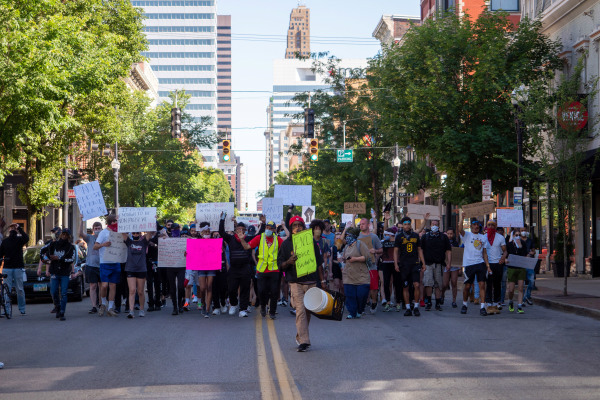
186, 238, 223, 271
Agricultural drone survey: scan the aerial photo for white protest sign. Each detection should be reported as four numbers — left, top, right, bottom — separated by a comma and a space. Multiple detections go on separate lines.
262, 198, 283, 223
158, 237, 187, 268
506, 254, 538, 270
496, 208, 524, 228
73, 181, 107, 221
341, 213, 354, 225
274, 185, 312, 206
102, 230, 128, 263
236, 217, 261, 230
196, 202, 235, 231
118, 207, 156, 233
406, 204, 441, 219
302, 206, 316, 223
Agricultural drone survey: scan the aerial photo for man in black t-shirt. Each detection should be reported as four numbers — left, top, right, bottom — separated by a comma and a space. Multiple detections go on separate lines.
394, 217, 426, 316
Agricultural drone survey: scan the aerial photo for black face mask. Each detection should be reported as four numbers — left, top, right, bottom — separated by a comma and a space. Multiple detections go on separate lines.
9, 230, 17, 238
132, 235, 141, 241
59, 238, 69, 245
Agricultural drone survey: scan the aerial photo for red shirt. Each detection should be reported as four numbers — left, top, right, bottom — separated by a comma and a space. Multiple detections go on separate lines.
248, 234, 283, 249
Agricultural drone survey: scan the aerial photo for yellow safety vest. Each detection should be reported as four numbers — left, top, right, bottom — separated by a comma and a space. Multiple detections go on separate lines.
256, 233, 279, 273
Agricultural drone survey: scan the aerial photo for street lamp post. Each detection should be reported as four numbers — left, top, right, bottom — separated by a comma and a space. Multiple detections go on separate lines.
392, 143, 401, 224
111, 143, 120, 212
511, 85, 529, 188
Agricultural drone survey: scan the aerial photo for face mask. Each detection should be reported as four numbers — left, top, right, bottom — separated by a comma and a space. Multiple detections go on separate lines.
202, 234, 211, 239
431, 226, 439, 233
384, 235, 392, 241
50, 233, 57, 240
279, 231, 287, 238
265, 230, 273, 237
132, 235, 141, 241
345, 234, 357, 247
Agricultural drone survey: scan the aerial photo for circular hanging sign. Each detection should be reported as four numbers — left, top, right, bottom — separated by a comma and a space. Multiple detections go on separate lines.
558, 101, 588, 131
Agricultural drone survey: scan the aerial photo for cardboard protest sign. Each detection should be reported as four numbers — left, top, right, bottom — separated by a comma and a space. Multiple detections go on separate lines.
262, 198, 283, 223
406, 204, 441, 219
302, 206, 316, 223
73, 181, 107, 221
236, 217, 261, 230
341, 214, 354, 225
344, 202, 366, 215
505, 254, 538, 270
496, 208, 524, 228
196, 202, 235, 232
461, 201, 496, 218
186, 238, 223, 270
451, 247, 464, 268
117, 207, 156, 233
292, 229, 317, 278
158, 237, 187, 268
359, 237, 377, 265
274, 185, 312, 206
102, 230, 128, 263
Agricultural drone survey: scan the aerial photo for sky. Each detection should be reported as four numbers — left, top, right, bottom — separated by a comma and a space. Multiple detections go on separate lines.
217, 0, 420, 211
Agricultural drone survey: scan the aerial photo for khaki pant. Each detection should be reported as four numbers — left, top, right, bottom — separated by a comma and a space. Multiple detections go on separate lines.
290, 282, 315, 345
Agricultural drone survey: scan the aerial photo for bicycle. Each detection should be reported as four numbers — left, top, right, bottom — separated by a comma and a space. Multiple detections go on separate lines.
0, 257, 13, 319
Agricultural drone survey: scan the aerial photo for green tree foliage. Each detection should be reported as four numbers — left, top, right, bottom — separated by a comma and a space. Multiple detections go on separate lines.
0, 0, 147, 244
371, 12, 562, 204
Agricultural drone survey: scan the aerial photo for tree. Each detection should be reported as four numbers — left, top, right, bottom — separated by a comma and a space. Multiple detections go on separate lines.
0, 0, 147, 244
522, 58, 598, 295
372, 12, 562, 204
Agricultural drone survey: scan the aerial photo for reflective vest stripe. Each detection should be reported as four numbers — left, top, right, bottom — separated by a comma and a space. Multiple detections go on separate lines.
257, 234, 278, 273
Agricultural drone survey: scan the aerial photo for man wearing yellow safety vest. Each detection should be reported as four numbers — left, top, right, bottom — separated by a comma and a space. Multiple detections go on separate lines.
248, 221, 283, 319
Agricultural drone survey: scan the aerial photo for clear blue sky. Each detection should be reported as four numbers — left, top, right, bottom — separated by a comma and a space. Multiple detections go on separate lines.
217, 0, 420, 210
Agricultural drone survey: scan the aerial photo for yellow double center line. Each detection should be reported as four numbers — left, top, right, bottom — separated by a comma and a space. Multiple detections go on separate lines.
255, 317, 302, 400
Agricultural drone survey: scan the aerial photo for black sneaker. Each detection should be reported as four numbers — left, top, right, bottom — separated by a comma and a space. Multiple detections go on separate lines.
440, 298, 445, 305
51, 307, 58, 314
59, 313, 66, 321
425, 303, 432, 311
297, 343, 309, 352
435, 304, 442, 311
55, 310, 61, 318
178, 307, 184, 314
461, 305, 468, 314
480, 307, 488, 316
413, 308, 421, 317
452, 302, 458, 308
290, 308, 296, 316
525, 298, 533, 306
260, 308, 266, 317
147, 306, 155, 312
89, 307, 98, 314
404, 309, 412, 316
172, 309, 179, 316
269, 314, 277, 320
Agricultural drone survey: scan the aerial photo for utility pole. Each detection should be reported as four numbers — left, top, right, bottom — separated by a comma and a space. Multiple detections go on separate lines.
63, 155, 69, 228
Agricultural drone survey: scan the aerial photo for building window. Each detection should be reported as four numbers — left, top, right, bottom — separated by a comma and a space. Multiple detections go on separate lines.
144, 13, 215, 19
141, 52, 214, 58
490, 0, 519, 11
443, 0, 456, 10
217, 48, 232, 52
159, 90, 214, 97
132, 1, 215, 6
151, 65, 214, 72
158, 78, 214, 84
148, 39, 214, 46
144, 26, 214, 33
217, 61, 232, 65
185, 104, 215, 110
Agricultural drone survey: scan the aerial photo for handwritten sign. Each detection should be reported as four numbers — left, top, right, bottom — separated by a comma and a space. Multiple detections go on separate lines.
506, 254, 537, 270
496, 208, 524, 228
186, 238, 223, 270
292, 229, 317, 278
461, 201, 496, 218
262, 198, 283, 223
236, 217, 261, 230
274, 185, 312, 206
118, 207, 156, 233
302, 206, 316, 223
102, 230, 128, 263
451, 247, 464, 268
406, 204, 441, 219
73, 181, 107, 221
344, 202, 366, 215
341, 213, 354, 225
158, 237, 187, 268
196, 202, 235, 232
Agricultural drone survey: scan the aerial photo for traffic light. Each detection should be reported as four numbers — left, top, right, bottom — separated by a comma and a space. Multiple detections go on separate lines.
309, 138, 318, 161
171, 107, 181, 138
222, 139, 231, 161
245, 202, 248, 211
304, 108, 315, 138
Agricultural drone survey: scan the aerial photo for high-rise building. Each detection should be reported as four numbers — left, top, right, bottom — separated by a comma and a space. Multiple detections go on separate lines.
134, 0, 218, 164
372, 15, 420, 46
285, 5, 310, 58
217, 15, 232, 133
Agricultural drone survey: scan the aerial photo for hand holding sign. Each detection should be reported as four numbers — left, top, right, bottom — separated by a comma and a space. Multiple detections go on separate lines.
292, 229, 317, 278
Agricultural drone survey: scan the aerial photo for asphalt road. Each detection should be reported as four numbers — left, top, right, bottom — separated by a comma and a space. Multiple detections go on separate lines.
1, 298, 599, 400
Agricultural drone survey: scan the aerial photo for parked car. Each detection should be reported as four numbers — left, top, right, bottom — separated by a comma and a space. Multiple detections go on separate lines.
21, 245, 88, 302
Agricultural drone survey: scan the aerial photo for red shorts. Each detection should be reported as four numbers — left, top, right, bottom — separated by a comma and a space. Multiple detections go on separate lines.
369, 270, 379, 291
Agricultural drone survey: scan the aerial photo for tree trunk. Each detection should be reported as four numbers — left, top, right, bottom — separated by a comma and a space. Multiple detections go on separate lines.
27, 205, 37, 247
371, 159, 380, 221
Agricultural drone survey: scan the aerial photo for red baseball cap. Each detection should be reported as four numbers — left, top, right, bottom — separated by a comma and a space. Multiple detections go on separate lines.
289, 216, 305, 226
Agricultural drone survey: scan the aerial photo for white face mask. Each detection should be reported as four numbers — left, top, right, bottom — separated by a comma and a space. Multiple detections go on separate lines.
202, 234, 210, 239
431, 225, 439, 233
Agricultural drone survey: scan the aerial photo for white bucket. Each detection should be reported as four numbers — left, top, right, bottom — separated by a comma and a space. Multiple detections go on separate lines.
304, 287, 334, 316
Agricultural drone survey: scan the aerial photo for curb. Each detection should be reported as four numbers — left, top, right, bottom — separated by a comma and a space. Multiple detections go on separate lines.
532, 296, 600, 321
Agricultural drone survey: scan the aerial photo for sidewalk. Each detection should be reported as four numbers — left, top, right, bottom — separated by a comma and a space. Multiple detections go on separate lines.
532, 274, 600, 320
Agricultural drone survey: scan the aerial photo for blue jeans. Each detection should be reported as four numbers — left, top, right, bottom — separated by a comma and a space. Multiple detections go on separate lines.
501, 266, 508, 303
473, 276, 480, 299
344, 284, 370, 317
51, 275, 70, 313
4, 268, 26, 313
524, 269, 535, 300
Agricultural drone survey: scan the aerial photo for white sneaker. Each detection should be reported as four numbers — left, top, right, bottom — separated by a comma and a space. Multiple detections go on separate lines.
0, 361, 4, 369
239, 310, 248, 318
212, 308, 221, 315
220, 306, 228, 314
192, 295, 198, 303
139, 310, 145, 318
370, 306, 377, 315
229, 305, 238, 316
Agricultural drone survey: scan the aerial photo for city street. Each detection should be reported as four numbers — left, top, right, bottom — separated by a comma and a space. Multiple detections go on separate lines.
1, 300, 599, 400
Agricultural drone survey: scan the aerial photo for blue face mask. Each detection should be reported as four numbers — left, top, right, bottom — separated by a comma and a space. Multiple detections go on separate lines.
265, 230, 273, 237
279, 231, 286, 238
345, 234, 357, 247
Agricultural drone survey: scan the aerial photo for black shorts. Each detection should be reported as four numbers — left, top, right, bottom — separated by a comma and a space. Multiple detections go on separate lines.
126, 271, 147, 279
464, 263, 486, 285
85, 266, 101, 284
332, 263, 342, 280
400, 263, 421, 287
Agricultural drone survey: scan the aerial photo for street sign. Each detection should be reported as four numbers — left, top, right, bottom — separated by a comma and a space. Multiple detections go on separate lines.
337, 149, 353, 163
514, 186, 523, 210
482, 179, 492, 196
67, 189, 76, 199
